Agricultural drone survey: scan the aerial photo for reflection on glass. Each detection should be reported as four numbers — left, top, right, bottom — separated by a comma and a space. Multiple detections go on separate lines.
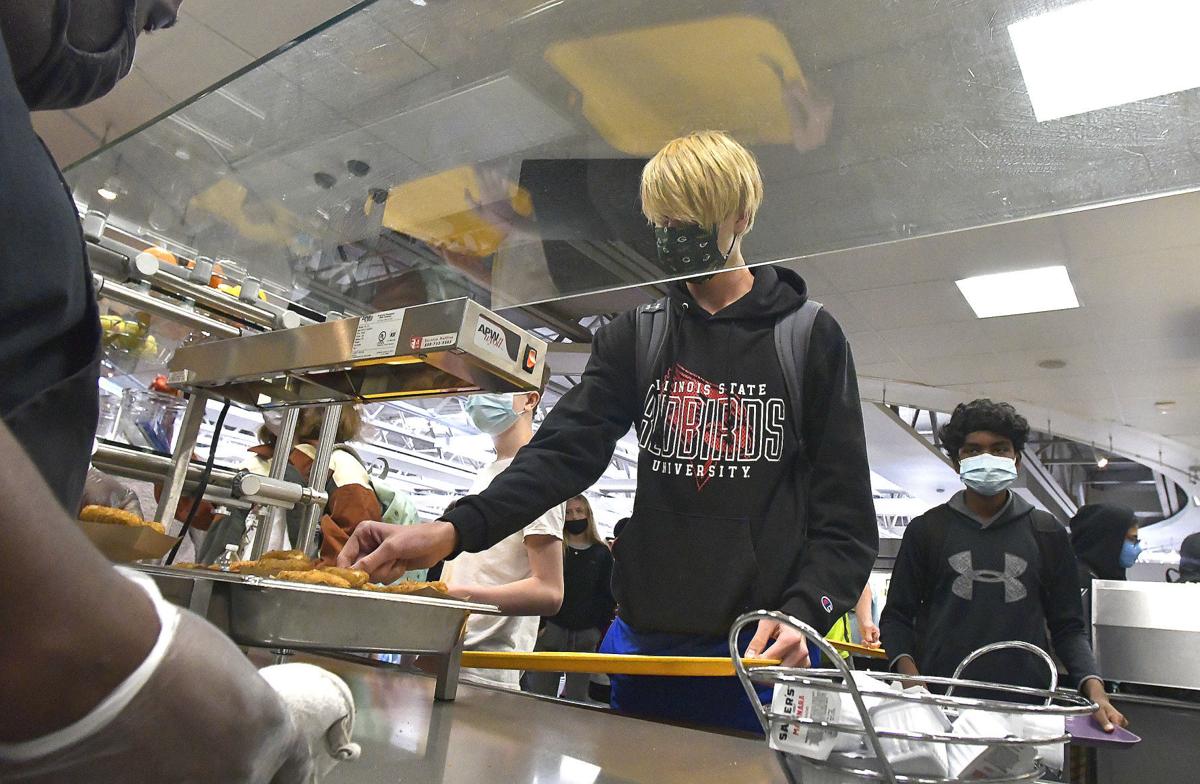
66, 0, 1200, 324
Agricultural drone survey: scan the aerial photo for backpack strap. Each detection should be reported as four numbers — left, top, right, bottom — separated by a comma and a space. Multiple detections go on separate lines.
772, 299, 823, 452
1029, 510, 1064, 598
635, 297, 671, 395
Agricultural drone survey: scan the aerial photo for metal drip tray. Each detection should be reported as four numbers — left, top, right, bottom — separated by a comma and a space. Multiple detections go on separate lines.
168, 297, 547, 406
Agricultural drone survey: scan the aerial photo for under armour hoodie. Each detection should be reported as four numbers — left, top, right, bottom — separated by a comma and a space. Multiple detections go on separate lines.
444, 265, 878, 637
880, 491, 1100, 694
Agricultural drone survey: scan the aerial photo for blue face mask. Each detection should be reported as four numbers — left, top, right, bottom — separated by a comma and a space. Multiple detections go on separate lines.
464, 393, 521, 436
958, 453, 1018, 497
1119, 539, 1142, 569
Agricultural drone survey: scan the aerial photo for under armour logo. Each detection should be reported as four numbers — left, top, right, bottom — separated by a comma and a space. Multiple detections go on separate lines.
948, 551, 1028, 603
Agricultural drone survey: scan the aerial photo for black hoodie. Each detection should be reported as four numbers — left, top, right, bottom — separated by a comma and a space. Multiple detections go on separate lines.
880, 491, 1100, 694
444, 265, 878, 636
1070, 504, 1134, 630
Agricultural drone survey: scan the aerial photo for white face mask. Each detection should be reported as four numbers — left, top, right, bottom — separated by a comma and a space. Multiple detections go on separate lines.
262, 410, 285, 436
958, 453, 1018, 496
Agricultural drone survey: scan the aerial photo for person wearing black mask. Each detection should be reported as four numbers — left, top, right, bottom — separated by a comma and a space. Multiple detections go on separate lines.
1069, 504, 1139, 631
527, 495, 616, 700
1, 4, 312, 780
1166, 532, 1200, 583
1, 0, 181, 511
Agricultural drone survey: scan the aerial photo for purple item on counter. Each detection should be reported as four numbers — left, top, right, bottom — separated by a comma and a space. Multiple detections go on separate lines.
1066, 715, 1141, 747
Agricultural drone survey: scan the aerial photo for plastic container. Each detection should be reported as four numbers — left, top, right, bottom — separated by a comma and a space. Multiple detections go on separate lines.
834, 672, 896, 752
947, 710, 1036, 779
769, 682, 841, 760
867, 687, 951, 775
1008, 712, 1065, 772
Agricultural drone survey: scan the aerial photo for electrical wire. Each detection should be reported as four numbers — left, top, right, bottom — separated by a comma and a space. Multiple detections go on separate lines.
165, 398, 232, 565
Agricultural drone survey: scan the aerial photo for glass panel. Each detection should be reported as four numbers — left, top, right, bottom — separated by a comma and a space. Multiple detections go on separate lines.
68, 0, 1200, 318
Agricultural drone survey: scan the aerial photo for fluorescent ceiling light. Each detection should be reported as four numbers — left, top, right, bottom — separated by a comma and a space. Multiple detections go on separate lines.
955, 265, 1079, 318
1009, 0, 1200, 122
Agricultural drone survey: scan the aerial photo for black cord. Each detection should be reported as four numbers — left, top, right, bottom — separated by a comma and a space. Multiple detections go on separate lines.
165, 398, 231, 565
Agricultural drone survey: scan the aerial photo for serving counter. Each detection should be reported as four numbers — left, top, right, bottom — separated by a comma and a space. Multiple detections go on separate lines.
256, 651, 778, 784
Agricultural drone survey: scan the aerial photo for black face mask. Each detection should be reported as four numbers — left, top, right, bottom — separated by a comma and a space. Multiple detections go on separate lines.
564, 518, 588, 536
16, 0, 142, 111
654, 223, 737, 284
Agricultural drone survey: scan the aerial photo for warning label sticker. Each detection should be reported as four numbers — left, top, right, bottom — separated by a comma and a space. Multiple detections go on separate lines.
409, 332, 457, 352
351, 309, 405, 360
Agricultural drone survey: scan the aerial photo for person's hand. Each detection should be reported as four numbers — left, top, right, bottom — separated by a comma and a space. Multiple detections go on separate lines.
746, 619, 811, 667
338, 520, 458, 583
1083, 679, 1128, 732
857, 617, 881, 649
0, 609, 312, 783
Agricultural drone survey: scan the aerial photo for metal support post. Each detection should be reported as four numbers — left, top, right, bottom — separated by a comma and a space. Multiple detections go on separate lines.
249, 407, 300, 559
294, 405, 341, 559
153, 392, 209, 525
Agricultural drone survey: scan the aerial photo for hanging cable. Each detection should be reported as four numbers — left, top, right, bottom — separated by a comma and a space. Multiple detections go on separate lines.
165, 398, 232, 565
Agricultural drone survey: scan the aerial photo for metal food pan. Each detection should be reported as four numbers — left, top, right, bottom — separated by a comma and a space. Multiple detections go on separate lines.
134, 565, 497, 653
227, 577, 496, 654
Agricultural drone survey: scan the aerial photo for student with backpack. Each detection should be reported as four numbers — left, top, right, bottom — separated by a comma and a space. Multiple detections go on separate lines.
878, 399, 1128, 732
341, 130, 877, 731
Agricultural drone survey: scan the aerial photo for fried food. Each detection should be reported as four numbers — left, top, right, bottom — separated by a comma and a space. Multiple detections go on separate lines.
174, 562, 220, 571
79, 505, 166, 535
230, 556, 315, 577
362, 580, 449, 595
260, 549, 308, 561
275, 570, 353, 589
317, 566, 370, 589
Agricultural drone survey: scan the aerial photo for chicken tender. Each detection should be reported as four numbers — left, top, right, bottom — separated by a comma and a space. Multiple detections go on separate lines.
230, 557, 315, 577
260, 549, 308, 561
275, 570, 353, 589
79, 505, 166, 534
317, 566, 369, 589
363, 580, 449, 595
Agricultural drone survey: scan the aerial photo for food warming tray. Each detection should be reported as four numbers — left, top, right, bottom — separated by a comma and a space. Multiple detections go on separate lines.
134, 564, 499, 700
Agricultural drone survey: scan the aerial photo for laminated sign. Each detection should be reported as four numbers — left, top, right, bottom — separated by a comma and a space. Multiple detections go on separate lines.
769, 683, 840, 760
352, 309, 405, 360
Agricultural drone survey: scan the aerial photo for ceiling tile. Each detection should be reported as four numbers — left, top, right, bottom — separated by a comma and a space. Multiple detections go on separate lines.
184, 0, 358, 58
855, 360, 919, 383
67, 69, 175, 142
809, 215, 1069, 293
1058, 190, 1200, 260
265, 14, 434, 115
30, 113, 100, 168
844, 332, 900, 366
847, 280, 977, 331
815, 292, 875, 335
134, 12, 255, 102
882, 320, 988, 362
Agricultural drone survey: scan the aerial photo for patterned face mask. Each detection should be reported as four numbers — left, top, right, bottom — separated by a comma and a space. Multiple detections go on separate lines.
654, 223, 736, 283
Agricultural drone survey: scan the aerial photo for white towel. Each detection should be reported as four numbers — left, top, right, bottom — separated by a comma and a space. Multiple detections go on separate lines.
259, 663, 361, 783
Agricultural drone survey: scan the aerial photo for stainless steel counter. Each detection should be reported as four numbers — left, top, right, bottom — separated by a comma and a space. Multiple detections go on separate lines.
262, 653, 779, 784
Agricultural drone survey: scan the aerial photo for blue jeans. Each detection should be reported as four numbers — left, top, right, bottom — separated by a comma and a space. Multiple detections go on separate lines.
599, 617, 821, 734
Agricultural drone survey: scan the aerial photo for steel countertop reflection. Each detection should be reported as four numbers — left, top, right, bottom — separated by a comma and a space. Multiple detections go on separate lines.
257, 652, 778, 784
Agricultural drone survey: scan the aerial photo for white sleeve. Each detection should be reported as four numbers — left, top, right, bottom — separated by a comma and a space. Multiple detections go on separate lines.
522, 501, 564, 540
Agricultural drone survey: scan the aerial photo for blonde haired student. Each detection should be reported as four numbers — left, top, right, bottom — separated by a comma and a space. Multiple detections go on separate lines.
342, 131, 876, 731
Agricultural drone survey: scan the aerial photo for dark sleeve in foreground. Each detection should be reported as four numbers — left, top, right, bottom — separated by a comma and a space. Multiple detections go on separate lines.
779, 311, 880, 630
879, 518, 929, 670
593, 546, 617, 629
443, 314, 642, 554
1042, 528, 1101, 688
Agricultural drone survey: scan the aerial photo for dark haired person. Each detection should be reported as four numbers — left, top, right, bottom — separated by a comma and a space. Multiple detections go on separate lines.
879, 399, 1127, 732
1069, 504, 1139, 630
1166, 532, 1200, 583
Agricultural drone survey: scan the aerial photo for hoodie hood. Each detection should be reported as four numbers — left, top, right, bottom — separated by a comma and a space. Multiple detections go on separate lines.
947, 489, 1034, 529
669, 264, 807, 321
1070, 504, 1134, 581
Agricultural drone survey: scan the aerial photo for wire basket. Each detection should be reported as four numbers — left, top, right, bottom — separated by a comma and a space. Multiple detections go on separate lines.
729, 611, 1098, 784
